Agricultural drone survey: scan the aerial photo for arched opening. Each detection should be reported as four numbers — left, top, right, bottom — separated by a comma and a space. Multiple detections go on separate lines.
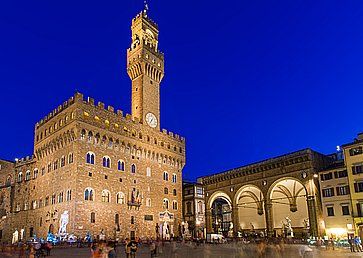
269, 178, 309, 238
209, 194, 232, 236
235, 185, 266, 236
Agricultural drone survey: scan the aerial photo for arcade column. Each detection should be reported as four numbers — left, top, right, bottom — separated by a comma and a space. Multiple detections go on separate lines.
264, 202, 274, 237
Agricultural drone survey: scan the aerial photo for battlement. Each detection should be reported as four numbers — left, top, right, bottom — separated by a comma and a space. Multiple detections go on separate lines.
15, 155, 35, 165
78, 93, 185, 143
36, 93, 77, 128
132, 11, 158, 30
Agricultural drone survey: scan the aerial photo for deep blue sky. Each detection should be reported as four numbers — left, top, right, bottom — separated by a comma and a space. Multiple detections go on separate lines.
1, 1, 362, 181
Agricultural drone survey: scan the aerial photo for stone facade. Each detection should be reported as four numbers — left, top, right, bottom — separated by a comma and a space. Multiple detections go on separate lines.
0, 9, 186, 243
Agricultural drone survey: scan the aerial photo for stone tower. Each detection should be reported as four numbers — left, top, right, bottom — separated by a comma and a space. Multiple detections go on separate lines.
127, 8, 164, 130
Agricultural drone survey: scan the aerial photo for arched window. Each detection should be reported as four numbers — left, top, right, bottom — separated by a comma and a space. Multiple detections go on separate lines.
18, 172, 23, 183
87, 131, 93, 142
115, 214, 120, 225
146, 167, 151, 177
60, 156, 65, 167
102, 190, 111, 203
163, 199, 169, 210
108, 138, 113, 148
6, 176, 11, 186
163, 172, 169, 181
172, 201, 178, 210
25, 170, 31, 181
81, 129, 86, 140
45, 196, 49, 206
173, 189, 177, 196
24, 202, 29, 210
16, 203, 21, 212
172, 174, 177, 183
58, 192, 64, 203
116, 192, 125, 204
131, 164, 136, 174
66, 190, 72, 201
33, 169, 38, 179
95, 133, 100, 144
90, 212, 96, 223
146, 198, 151, 207
118, 160, 125, 171
68, 153, 74, 164
86, 152, 95, 165
51, 194, 56, 204
164, 187, 168, 194
84, 188, 94, 201
53, 160, 58, 170
32, 200, 37, 210
102, 156, 111, 168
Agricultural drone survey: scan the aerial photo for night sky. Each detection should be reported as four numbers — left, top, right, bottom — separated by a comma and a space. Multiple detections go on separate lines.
1, 1, 363, 181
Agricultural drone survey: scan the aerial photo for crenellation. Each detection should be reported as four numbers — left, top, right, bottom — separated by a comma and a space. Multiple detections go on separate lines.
107, 105, 114, 113
97, 101, 105, 109
74, 92, 84, 102
117, 109, 123, 117
87, 97, 94, 105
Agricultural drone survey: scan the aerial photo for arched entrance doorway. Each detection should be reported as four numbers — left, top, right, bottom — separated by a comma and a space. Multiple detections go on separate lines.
235, 185, 266, 236
269, 178, 309, 238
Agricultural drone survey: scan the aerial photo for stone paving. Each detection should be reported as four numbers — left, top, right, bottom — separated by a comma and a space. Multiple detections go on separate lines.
3, 243, 363, 258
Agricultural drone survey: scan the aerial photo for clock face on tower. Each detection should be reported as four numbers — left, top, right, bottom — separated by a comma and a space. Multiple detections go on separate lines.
145, 112, 158, 128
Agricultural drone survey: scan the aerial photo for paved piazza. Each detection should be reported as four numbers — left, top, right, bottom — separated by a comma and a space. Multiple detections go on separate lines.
2, 243, 363, 258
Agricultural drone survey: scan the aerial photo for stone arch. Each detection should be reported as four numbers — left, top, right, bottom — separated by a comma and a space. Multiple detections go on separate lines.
267, 177, 309, 238
207, 191, 232, 209
234, 184, 266, 232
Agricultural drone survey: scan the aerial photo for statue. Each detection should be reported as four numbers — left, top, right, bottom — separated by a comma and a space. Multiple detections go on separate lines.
163, 221, 169, 239
284, 217, 294, 238
58, 211, 69, 234
12, 229, 19, 244
20, 229, 25, 241
303, 218, 310, 229
99, 229, 105, 241
184, 221, 190, 235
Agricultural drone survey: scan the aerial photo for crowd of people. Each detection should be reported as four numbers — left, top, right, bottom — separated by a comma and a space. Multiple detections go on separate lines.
0, 241, 52, 257
0, 235, 362, 257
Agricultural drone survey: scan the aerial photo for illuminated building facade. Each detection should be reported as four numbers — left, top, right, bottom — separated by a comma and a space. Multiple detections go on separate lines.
318, 152, 354, 238
342, 133, 363, 239
0, 8, 186, 243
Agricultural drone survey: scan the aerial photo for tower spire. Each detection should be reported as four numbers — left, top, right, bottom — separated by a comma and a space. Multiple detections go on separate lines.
144, 0, 149, 14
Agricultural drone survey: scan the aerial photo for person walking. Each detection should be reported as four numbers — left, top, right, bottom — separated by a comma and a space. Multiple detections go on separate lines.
354, 236, 362, 252
107, 242, 116, 258
149, 241, 156, 258
348, 237, 354, 252
128, 238, 138, 258
125, 239, 131, 258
